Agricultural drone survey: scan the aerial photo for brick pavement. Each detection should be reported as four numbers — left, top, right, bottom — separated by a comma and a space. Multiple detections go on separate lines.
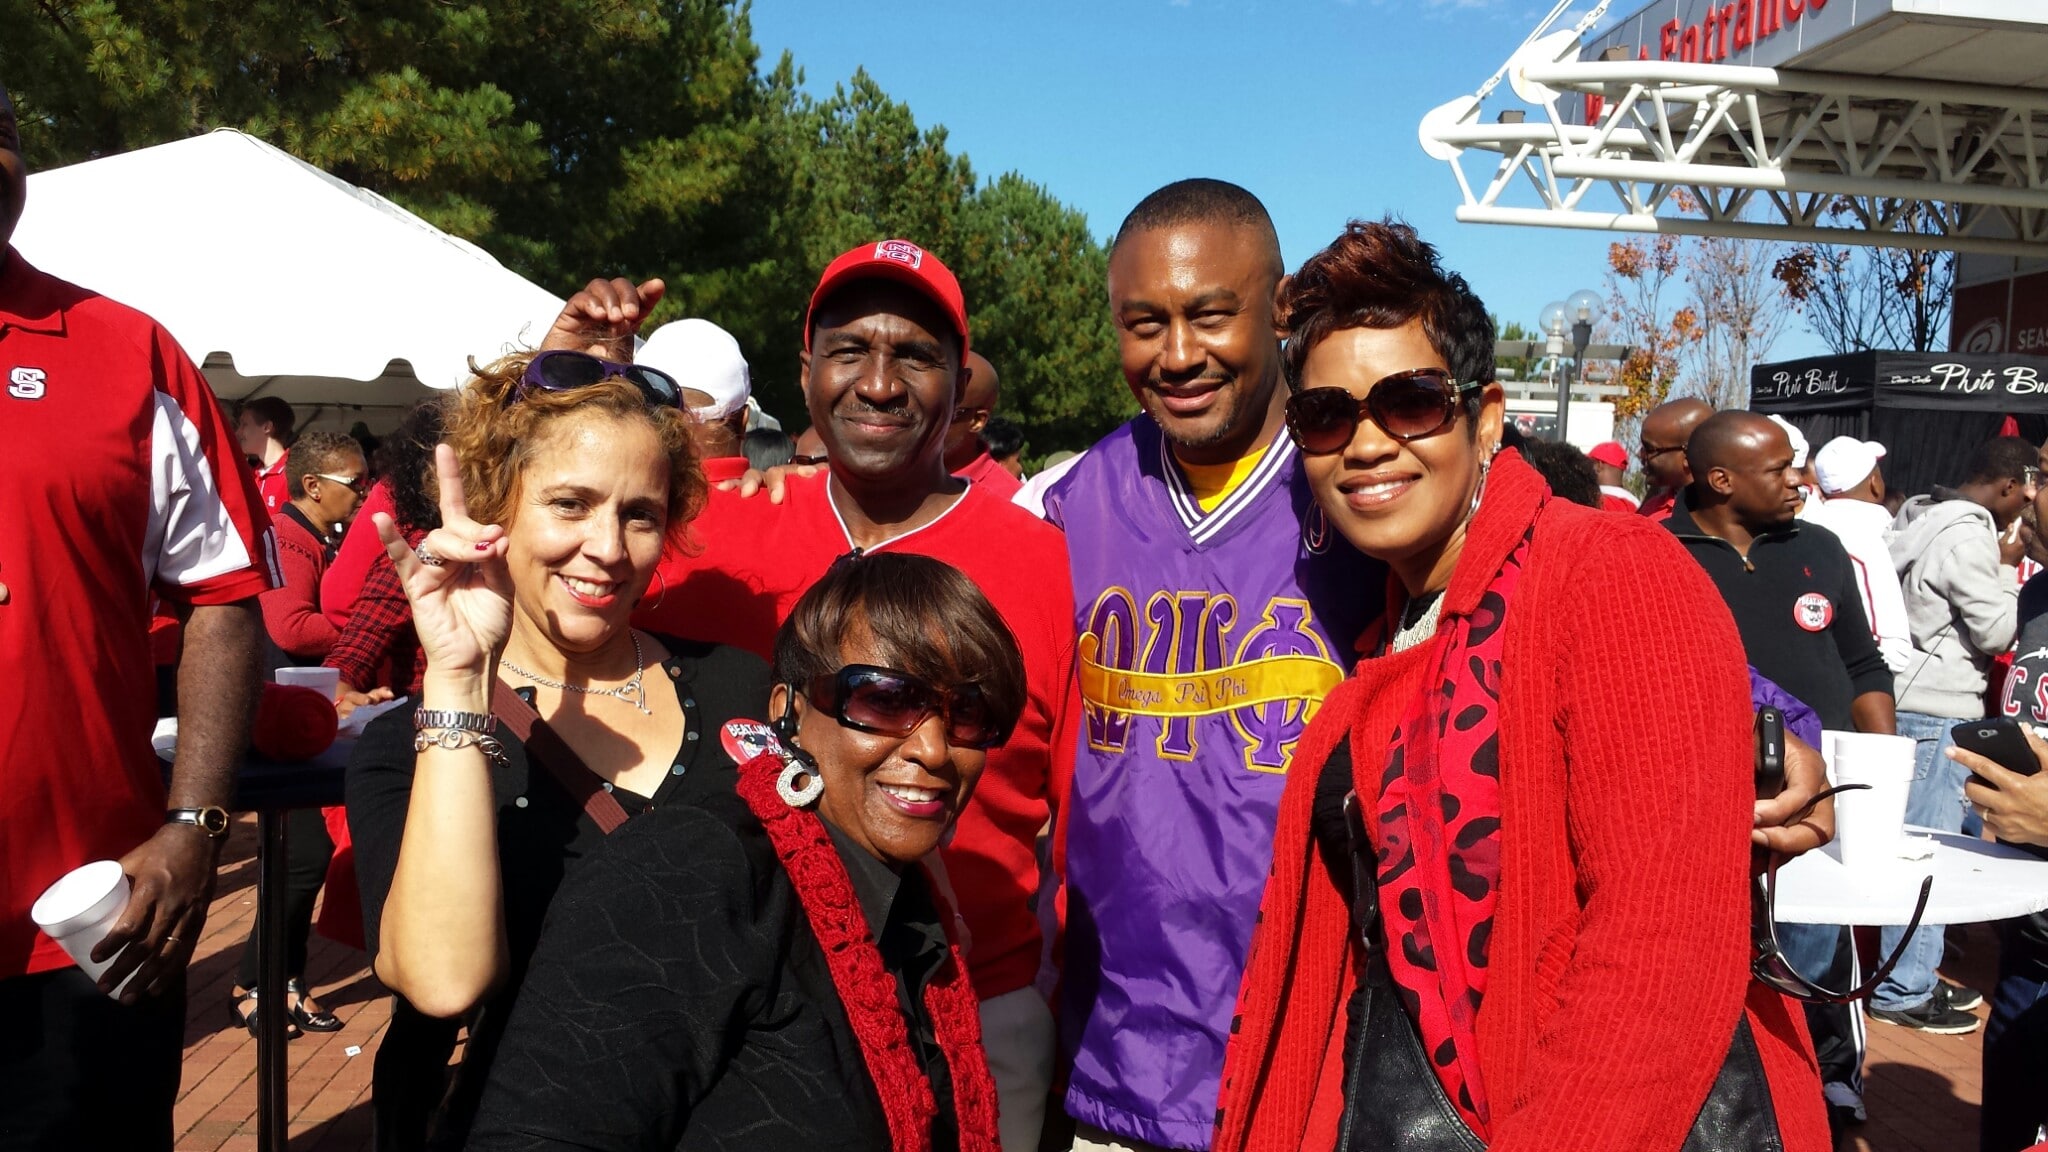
176, 816, 2009, 1151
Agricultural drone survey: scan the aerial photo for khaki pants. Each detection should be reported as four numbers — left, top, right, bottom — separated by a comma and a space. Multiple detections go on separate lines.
1068, 1123, 1179, 1152
980, 986, 1057, 1152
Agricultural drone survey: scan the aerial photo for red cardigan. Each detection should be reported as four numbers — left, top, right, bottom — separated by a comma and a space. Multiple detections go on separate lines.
259, 509, 338, 661
1213, 455, 1828, 1152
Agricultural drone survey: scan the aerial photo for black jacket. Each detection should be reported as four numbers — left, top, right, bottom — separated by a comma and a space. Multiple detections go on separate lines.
1666, 500, 1894, 729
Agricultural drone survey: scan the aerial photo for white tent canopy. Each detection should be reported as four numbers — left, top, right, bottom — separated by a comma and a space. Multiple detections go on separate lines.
13, 128, 566, 430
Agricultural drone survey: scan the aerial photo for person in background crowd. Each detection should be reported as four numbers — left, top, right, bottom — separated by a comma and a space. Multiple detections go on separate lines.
238, 395, 298, 514
347, 348, 770, 1151
638, 316, 753, 484
1012, 446, 1085, 519
324, 396, 448, 652
1668, 410, 1894, 1134
1039, 180, 1378, 1152
1587, 438, 1639, 512
0, 76, 272, 1150
1967, 439, 2048, 1152
947, 351, 1023, 499
1806, 436, 1913, 674
1767, 415, 1822, 517
743, 426, 796, 471
793, 424, 830, 467
1872, 436, 2036, 1034
1214, 218, 1827, 1152
1507, 430, 1603, 509
981, 415, 1026, 482
233, 431, 365, 1041
540, 240, 1078, 1152
1637, 395, 1712, 520
468, 553, 1019, 1151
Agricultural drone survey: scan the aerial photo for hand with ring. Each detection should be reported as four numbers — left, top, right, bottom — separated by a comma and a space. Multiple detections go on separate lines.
374, 444, 513, 676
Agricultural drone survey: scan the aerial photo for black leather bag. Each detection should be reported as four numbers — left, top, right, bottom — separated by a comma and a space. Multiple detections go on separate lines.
1334, 797, 1784, 1152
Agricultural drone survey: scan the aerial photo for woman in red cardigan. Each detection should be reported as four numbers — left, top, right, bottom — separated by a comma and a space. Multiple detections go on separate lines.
1211, 221, 1829, 1152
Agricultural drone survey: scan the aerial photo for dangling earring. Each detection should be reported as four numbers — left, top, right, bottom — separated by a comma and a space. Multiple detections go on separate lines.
771, 704, 823, 807
637, 569, 669, 612
1467, 444, 1497, 520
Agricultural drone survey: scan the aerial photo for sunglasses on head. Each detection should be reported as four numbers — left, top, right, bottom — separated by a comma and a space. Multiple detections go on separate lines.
1285, 369, 1481, 455
512, 350, 683, 410
804, 663, 1007, 750
1748, 782, 1934, 1004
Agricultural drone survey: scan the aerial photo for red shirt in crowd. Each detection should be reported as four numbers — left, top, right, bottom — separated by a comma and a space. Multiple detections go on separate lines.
322, 479, 395, 627
1638, 486, 1678, 521
953, 449, 1022, 502
325, 540, 425, 698
636, 473, 1079, 1001
254, 451, 290, 514
261, 506, 340, 661
0, 249, 275, 979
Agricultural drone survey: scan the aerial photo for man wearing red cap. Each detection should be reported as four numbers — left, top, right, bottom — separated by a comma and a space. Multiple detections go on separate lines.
1587, 440, 1639, 513
541, 242, 1078, 1152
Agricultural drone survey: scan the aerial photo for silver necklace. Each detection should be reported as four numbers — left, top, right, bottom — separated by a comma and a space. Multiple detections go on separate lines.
1390, 591, 1447, 654
500, 632, 652, 715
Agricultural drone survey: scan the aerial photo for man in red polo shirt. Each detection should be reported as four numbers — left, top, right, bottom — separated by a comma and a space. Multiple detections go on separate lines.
237, 395, 297, 513
545, 242, 1078, 1152
0, 80, 273, 1150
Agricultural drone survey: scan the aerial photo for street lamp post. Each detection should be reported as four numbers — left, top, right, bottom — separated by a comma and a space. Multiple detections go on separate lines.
1539, 289, 1603, 443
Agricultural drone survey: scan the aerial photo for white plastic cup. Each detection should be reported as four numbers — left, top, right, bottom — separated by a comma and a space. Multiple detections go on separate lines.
1828, 731, 1916, 868
30, 860, 135, 996
275, 666, 341, 699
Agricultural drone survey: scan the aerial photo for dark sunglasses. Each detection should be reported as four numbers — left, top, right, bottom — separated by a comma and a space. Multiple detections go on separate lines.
1285, 369, 1481, 455
804, 663, 1007, 750
1749, 783, 1934, 1004
512, 350, 683, 410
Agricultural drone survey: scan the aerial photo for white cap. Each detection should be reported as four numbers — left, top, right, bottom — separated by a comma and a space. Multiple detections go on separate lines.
1812, 435, 1887, 495
1766, 414, 1811, 469
637, 318, 750, 422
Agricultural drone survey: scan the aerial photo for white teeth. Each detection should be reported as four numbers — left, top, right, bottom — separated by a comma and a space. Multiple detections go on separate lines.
879, 783, 942, 803
562, 576, 614, 596
1356, 480, 1407, 496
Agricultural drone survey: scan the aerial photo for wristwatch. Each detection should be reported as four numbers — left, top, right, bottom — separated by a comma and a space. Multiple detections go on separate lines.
166, 806, 231, 839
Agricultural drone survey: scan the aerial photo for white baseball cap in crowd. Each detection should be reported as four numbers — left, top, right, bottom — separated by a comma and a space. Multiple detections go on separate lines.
636, 318, 751, 422
1766, 414, 1811, 469
1812, 436, 1888, 495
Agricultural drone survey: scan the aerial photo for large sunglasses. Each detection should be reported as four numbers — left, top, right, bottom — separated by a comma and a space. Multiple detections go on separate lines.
1749, 783, 1934, 1004
512, 349, 683, 410
804, 664, 1008, 750
1285, 369, 1482, 455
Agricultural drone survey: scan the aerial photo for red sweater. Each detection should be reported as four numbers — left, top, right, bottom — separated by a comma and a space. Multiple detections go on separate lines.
1214, 456, 1827, 1152
321, 480, 396, 627
636, 473, 1080, 1000
260, 508, 339, 661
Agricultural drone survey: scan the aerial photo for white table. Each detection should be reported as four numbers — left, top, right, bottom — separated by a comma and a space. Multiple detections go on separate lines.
1775, 825, 2048, 926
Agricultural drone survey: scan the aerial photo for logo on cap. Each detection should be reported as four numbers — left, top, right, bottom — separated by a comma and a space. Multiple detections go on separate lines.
7, 367, 46, 400
873, 240, 925, 269
1794, 592, 1834, 632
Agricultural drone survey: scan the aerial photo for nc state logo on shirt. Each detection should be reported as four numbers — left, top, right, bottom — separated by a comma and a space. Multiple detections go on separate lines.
1794, 592, 1834, 632
872, 240, 924, 269
7, 367, 47, 400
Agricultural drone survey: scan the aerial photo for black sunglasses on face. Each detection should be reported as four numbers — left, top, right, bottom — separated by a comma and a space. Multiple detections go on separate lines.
1748, 783, 1934, 1004
1285, 369, 1481, 455
511, 349, 683, 410
804, 664, 1007, 750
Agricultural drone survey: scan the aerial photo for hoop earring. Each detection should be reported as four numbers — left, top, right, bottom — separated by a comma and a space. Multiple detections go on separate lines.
1467, 444, 1497, 520
639, 569, 668, 612
776, 758, 824, 808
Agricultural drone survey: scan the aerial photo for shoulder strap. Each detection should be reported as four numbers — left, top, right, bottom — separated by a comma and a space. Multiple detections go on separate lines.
490, 679, 632, 834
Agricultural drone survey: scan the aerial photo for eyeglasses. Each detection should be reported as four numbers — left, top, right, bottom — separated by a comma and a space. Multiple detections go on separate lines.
1639, 442, 1685, 461
1749, 783, 1934, 1003
1284, 369, 1481, 455
803, 663, 1008, 750
314, 473, 367, 495
2024, 466, 2041, 489
512, 350, 683, 410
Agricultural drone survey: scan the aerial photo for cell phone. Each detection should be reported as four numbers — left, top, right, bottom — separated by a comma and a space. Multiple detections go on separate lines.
1755, 706, 1785, 798
1950, 718, 2041, 785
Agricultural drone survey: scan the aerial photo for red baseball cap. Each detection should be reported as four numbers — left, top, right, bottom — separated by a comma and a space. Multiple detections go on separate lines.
1587, 440, 1629, 470
804, 239, 970, 363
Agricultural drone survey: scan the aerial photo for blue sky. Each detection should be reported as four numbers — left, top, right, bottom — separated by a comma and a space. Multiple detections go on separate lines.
748, 0, 1827, 361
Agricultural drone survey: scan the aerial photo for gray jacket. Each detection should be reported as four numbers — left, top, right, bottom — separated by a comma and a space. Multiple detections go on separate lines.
1888, 491, 2020, 717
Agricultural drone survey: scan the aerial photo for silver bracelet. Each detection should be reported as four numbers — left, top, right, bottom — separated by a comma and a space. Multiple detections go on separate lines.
414, 727, 508, 769
414, 709, 496, 735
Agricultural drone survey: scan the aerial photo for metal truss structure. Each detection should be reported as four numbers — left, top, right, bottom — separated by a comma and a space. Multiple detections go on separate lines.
1421, 2, 2048, 258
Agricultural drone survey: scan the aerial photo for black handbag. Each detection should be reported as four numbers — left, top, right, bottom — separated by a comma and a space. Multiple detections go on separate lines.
1333, 794, 1785, 1152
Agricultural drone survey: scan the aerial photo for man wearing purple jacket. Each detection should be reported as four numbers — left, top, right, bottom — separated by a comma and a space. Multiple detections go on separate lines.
1039, 180, 1378, 1152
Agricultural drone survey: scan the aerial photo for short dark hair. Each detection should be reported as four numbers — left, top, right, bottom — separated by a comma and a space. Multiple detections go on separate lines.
742, 428, 795, 472
286, 431, 364, 499
980, 415, 1024, 461
378, 395, 451, 533
773, 552, 1027, 747
239, 397, 297, 445
1512, 434, 1603, 509
1277, 219, 1494, 416
1966, 436, 2036, 486
1112, 178, 1283, 276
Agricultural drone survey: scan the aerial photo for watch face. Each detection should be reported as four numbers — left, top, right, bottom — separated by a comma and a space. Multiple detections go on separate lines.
201, 808, 230, 835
